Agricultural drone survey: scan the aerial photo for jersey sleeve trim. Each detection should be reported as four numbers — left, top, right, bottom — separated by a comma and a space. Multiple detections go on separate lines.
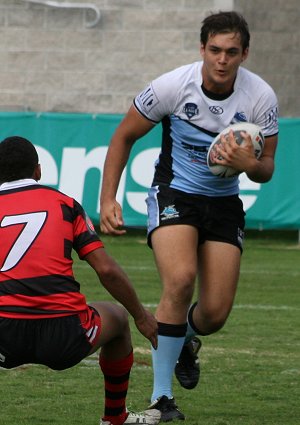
78, 241, 104, 259
133, 100, 159, 124
264, 132, 279, 138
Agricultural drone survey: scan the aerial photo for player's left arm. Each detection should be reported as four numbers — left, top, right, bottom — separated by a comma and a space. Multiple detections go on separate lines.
244, 133, 278, 183
215, 131, 278, 182
240, 85, 279, 183
245, 89, 279, 183
221, 94, 279, 183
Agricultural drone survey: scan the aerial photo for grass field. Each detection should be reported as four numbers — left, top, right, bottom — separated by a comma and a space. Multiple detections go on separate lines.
1, 229, 299, 425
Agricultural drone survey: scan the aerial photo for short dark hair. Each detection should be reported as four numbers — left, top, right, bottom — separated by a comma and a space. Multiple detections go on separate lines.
0, 136, 39, 184
201, 11, 250, 51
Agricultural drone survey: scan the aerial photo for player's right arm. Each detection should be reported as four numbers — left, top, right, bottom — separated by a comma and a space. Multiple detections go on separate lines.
85, 247, 158, 349
100, 105, 154, 235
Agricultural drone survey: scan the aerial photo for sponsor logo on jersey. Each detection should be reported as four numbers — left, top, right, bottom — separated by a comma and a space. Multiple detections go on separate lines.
84, 212, 96, 234
182, 142, 207, 163
232, 111, 247, 122
0, 352, 5, 362
209, 106, 223, 115
160, 205, 179, 220
183, 103, 199, 119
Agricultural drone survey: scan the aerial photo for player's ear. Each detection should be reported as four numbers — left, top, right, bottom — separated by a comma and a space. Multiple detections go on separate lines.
33, 164, 41, 181
241, 47, 249, 62
200, 43, 205, 57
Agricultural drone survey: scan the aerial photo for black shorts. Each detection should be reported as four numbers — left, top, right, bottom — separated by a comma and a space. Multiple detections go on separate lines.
0, 306, 101, 370
146, 185, 246, 252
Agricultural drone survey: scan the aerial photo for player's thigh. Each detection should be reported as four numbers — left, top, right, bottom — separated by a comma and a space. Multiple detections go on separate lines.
151, 225, 199, 323
198, 240, 241, 316
151, 224, 199, 290
88, 301, 130, 354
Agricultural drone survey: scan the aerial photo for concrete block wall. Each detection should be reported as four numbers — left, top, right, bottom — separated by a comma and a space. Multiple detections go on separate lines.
235, 0, 300, 117
0, 0, 298, 116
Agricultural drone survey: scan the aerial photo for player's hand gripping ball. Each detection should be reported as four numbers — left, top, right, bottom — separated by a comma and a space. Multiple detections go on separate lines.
207, 122, 265, 178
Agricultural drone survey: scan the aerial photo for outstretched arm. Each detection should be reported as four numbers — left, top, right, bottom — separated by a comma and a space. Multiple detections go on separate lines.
100, 105, 154, 235
85, 248, 158, 349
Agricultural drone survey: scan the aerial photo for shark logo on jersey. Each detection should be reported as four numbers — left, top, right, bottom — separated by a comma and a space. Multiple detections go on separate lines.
160, 205, 179, 220
232, 112, 247, 122
183, 103, 199, 119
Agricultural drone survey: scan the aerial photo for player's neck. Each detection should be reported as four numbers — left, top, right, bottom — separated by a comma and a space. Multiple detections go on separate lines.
201, 83, 234, 100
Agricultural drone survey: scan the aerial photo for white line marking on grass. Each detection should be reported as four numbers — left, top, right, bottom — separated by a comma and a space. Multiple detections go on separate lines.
234, 304, 300, 311
79, 350, 152, 369
280, 369, 300, 375
143, 303, 300, 311
78, 264, 300, 274
134, 347, 152, 354
124, 266, 155, 271
241, 269, 300, 276
75, 264, 155, 271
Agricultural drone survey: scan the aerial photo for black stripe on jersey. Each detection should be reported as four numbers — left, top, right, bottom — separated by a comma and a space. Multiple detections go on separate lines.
176, 115, 218, 138
73, 231, 100, 252
64, 238, 73, 260
152, 116, 174, 185
61, 204, 79, 223
61, 203, 74, 223
0, 306, 75, 315
0, 274, 80, 297
61, 200, 83, 223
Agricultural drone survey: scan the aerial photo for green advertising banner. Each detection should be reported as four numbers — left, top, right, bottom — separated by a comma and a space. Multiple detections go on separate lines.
0, 112, 299, 230
243, 118, 300, 229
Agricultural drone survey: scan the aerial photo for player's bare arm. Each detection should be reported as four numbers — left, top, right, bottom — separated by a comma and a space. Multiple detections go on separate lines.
215, 131, 278, 182
86, 248, 158, 349
100, 105, 154, 235
245, 134, 278, 182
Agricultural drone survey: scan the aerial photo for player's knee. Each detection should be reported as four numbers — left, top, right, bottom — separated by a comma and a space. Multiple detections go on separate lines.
201, 318, 225, 335
170, 270, 196, 295
165, 278, 195, 308
198, 308, 229, 335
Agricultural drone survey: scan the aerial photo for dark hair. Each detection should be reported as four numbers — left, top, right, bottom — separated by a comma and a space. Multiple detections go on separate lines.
201, 11, 250, 51
0, 136, 39, 184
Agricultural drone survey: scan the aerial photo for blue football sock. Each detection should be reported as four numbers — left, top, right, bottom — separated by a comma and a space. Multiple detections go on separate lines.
151, 323, 186, 403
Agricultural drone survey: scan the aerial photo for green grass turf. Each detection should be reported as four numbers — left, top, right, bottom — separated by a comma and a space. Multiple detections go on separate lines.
0, 229, 299, 424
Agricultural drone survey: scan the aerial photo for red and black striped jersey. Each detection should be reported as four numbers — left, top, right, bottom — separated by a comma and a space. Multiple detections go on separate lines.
0, 179, 103, 319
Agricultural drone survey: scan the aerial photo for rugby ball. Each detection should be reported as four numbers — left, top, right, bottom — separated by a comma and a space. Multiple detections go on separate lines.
207, 122, 265, 178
